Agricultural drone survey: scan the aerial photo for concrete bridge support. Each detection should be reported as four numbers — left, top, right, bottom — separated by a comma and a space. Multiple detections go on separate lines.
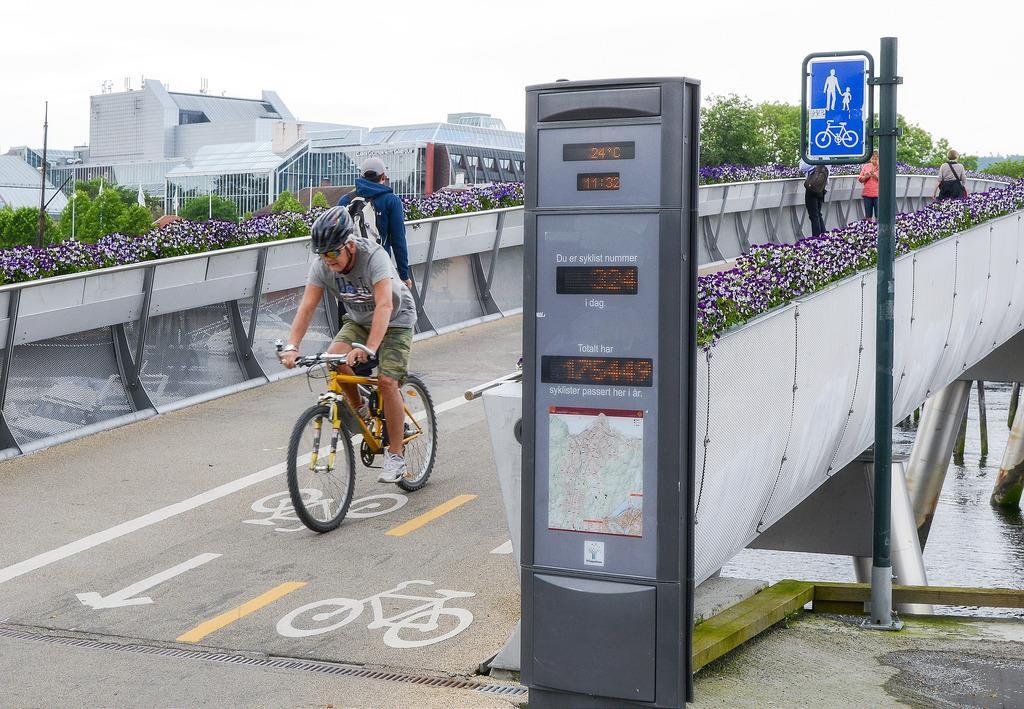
992, 405, 1024, 507
852, 460, 932, 615
903, 381, 973, 546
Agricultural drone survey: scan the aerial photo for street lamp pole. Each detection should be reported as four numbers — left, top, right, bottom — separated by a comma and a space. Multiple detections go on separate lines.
36, 101, 49, 248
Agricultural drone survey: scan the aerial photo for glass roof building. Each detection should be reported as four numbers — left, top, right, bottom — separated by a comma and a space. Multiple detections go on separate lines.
0, 156, 68, 215
12, 79, 525, 217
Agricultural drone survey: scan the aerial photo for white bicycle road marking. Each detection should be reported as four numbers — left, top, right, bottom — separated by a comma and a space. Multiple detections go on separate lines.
0, 392, 474, 585
276, 580, 474, 649
244, 491, 408, 532
76, 553, 221, 609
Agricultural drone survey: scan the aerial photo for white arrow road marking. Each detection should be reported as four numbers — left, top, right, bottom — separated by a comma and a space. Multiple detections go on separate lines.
490, 540, 513, 555
76, 553, 221, 609
0, 391, 474, 586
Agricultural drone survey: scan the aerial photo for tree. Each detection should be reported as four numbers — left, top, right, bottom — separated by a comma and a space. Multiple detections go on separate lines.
984, 158, 1024, 179
310, 191, 331, 209
71, 177, 136, 204
895, 115, 935, 166
755, 102, 802, 165
271, 190, 303, 214
179, 194, 239, 223
700, 94, 774, 167
0, 208, 14, 247
1, 207, 54, 247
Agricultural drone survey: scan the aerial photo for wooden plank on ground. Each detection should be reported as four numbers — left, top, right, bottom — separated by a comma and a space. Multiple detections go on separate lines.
813, 582, 1024, 608
692, 579, 814, 671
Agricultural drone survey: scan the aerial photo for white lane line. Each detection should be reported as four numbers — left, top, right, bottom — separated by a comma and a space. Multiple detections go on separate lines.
0, 464, 287, 586
0, 390, 476, 586
490, 540, 514, 555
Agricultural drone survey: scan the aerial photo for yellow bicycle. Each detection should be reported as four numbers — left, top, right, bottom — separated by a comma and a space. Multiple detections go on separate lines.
277, 342, 437, 533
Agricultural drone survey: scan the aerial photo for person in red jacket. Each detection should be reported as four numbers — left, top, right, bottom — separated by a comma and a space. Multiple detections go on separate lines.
858, 150, 880, 221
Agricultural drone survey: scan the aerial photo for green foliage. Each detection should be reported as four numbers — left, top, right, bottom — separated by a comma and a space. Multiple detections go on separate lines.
59, 189, 154, 242
271, 190, 303, 214
72, 177, 136, 204
0, 206, 54, 247
701, 94, 774, 167
57, 183, 157, 241
0, 209, 11, 245
179, 194, 239, 223
310, 191, 331, 209
700, 96, 807, 166
700, 95, 974, 171
755, 102, 802, 165
984, 158, 1024, 179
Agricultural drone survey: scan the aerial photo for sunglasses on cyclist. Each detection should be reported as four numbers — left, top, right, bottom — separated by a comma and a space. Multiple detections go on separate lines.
318, 246, 348, 260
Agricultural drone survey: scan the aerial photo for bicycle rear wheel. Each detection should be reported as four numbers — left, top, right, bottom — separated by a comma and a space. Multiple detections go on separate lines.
287, 404, 356, 532
397, 375, 437, 492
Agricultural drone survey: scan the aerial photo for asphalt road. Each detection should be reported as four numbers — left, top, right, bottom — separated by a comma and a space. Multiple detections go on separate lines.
0, 315, 525, 707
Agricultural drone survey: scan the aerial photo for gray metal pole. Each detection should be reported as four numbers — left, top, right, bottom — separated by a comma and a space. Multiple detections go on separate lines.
37, 101, 49, 248
866, 35, 903, 631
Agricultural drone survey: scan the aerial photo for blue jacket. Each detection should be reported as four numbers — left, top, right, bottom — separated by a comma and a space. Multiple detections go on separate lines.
339, 178, 410, 281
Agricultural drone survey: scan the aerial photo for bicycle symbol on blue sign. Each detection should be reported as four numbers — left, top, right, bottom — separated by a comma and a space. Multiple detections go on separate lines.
807, 57, 869, 159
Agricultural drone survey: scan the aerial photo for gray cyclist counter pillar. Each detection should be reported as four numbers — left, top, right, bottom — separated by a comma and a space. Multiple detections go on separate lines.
522, 78, 699, 707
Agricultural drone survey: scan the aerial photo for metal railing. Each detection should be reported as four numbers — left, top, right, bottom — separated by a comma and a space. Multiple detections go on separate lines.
0, 175, 1004, 459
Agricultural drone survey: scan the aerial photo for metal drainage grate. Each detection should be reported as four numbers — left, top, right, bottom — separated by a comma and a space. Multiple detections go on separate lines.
0, 627, 527, 699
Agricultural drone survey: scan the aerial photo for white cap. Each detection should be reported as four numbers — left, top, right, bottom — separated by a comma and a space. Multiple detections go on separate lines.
359, 156, 387, 178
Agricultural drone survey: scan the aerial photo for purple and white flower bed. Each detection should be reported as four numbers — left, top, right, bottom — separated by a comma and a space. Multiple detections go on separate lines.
4, 172, 1022, 352
696, 179, 1024, 345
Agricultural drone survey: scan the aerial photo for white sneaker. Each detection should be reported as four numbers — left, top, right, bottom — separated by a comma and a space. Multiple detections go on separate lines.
378, 450, 407, 483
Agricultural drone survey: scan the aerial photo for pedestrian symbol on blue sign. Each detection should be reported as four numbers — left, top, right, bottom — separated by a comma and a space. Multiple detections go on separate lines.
806, 56, 871, 161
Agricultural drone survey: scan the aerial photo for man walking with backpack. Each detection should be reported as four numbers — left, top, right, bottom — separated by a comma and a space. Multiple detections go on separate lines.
799, 158, 829, 237
339, 157, 412, 290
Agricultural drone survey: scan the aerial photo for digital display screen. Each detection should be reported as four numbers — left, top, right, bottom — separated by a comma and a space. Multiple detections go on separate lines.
541, 356, 653, 387
556, 266, 638, 295
577, 173, 621, 191
562, 142, 636, 161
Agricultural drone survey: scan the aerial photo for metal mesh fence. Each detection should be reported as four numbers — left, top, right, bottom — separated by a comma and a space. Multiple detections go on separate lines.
137, 304, 246, 408
481, 245, 524, 313
694, 308, 797, 582
250, 287, 334, 373
5, 327, 131, 446
414, 256, 485, 330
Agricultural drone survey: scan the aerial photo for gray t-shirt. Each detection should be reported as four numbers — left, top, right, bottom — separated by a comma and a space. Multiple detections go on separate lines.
307, 238, 417, 329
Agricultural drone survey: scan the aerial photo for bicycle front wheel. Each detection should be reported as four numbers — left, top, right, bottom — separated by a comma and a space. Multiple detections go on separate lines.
287, 404, 356, 532
814, 131, 832, 149
397, 375, 437, 492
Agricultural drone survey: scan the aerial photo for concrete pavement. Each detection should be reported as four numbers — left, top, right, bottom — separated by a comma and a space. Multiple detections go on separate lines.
0, 316, 525, 707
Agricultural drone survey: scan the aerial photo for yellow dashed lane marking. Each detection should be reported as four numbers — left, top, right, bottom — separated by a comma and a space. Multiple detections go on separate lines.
176, 581, 306, 643
385, 494, 478, 537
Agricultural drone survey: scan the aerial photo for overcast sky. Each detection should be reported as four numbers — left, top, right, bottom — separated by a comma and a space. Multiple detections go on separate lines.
1, 1, 1017, 157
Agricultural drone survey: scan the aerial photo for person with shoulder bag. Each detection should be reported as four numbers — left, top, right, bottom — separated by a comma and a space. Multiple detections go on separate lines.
934, 149, 968, 200
799, 158, 829, 236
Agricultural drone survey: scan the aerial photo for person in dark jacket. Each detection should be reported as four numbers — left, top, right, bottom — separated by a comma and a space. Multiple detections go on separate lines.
339, 157, 412, 290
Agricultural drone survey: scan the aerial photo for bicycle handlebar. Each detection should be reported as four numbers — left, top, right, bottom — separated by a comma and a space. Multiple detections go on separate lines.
274, 339, 378, 368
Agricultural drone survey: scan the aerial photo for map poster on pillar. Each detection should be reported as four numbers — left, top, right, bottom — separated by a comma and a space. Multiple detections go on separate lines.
547, 406, 644, 537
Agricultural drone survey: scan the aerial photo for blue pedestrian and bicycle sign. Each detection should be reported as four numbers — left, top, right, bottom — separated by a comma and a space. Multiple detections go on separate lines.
801, 51, 874, 164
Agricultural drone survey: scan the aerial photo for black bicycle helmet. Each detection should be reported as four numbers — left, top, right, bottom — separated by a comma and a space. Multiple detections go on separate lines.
310, 206, 355, 254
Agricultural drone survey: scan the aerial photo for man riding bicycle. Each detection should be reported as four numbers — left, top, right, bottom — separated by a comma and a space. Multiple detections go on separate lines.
280, 206, 417, 483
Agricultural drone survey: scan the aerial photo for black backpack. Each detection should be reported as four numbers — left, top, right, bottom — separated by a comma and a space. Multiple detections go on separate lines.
804, 165, 828, 195
937, 162, 966, 199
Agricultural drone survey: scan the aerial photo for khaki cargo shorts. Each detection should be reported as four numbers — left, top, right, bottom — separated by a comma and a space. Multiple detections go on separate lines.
333, 320, 413, 383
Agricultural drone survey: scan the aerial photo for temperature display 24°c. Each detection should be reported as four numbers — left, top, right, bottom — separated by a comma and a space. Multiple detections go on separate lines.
562, 142, 636, 161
